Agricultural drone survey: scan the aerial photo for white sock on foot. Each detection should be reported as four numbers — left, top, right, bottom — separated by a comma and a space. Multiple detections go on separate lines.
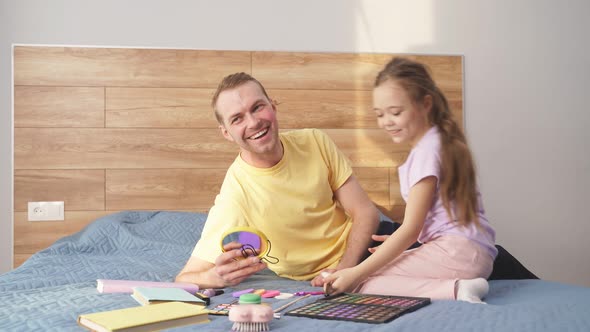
456, 278, 489, 304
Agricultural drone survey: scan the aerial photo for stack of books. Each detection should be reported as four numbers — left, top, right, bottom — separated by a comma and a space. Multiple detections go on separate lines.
78, 302, 209, 331
78, 279, 209, 331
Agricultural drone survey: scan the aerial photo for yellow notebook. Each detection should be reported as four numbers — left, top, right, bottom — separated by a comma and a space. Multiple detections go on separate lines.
78, 302, 209, 332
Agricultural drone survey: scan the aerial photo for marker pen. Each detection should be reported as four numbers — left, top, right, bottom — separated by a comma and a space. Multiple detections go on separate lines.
202, 288, 225, 297
194, 292, 211, 305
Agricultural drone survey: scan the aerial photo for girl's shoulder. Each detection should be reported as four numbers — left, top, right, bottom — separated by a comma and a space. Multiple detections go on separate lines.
415, 126, 441, 150
409, 127, 441, 161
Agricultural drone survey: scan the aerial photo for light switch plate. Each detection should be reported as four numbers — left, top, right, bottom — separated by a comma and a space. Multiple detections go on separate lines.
28, 201, 65, 221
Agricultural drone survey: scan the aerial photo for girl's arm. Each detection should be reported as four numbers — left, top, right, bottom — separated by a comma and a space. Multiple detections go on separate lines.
324, 176, 437, 294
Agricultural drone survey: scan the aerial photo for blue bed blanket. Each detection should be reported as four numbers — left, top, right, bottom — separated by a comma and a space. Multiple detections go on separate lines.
1, 211, 589, 331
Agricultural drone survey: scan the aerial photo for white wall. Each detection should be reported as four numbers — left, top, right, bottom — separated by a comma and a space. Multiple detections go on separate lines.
1, 0, 589, 287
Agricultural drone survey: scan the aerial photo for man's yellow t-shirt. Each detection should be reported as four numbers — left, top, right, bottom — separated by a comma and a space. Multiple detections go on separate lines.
192, 129, 353, 280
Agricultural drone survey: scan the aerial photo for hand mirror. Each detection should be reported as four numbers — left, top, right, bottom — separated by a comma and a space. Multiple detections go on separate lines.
220, 226, 278, 264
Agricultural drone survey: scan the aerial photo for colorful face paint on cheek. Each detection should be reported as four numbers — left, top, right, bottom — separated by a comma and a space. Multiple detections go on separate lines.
285, 293, 430, 324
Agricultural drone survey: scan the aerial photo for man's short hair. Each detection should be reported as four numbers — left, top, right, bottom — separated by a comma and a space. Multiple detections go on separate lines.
211, 72, 271, 124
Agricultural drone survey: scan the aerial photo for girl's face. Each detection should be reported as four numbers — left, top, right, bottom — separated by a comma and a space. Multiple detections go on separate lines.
372, 80, 432, 147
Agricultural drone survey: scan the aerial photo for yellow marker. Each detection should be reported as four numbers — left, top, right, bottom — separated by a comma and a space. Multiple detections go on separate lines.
253, 289, 266, 295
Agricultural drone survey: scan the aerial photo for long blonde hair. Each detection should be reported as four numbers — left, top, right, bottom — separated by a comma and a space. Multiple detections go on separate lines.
375, 57, 479, 226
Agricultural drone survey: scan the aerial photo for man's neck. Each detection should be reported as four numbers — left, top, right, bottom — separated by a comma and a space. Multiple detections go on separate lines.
240, 142, 284, 168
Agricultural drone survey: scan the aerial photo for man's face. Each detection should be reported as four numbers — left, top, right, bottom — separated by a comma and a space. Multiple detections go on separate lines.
216, 81, 281, 166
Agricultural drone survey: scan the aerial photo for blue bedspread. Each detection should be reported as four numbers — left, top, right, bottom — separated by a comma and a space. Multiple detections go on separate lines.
1, 211, 589, 331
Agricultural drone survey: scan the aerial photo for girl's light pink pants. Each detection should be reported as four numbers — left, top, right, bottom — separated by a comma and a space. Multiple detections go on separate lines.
355, 235, 494, 299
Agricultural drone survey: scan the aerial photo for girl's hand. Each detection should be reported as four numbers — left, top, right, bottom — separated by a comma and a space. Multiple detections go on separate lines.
368, 234, 390, 253
310, 268, 337, 287
323, 267, 362, 296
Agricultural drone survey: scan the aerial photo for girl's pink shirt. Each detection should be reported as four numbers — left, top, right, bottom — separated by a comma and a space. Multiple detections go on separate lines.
398, 126, 498, 259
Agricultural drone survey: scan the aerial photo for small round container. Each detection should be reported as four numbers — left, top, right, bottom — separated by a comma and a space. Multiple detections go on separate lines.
238, 293, 262, 304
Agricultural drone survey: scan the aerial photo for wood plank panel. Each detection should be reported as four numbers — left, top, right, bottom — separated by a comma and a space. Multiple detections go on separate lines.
14, 255, 30, 268
102, 80, 458, 131
14, 46, 251, 87
253, 52, 462, 91
12, 47, 462, 268
14, 170, 105, 211
253, 52, 390, 90
270, 89, 376, 129
389, 168, 404, 206
15, 128, 238, 169
376, 204, 406, 223
14, 86, 105, 127
106, 88, 218, 128
14, 128, 410, 169
14, 210, 112, 255
353, 167, 389, 206
106, 169, 226, 210
324, 129, 409, 167
445, 89, 464, 130
271, 89, 461, 130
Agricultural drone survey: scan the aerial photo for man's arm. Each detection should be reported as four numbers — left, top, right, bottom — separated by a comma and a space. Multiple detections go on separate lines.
311, 175, 379, 286
175, 256, 224, 288
333, 175, 380, 269
176, 242, 267, 288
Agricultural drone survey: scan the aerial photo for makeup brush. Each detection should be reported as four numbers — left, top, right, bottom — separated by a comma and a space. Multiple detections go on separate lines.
272, 294, 311, 319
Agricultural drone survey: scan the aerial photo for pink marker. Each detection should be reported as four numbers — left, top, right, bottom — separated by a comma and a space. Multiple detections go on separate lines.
307, 291, 325, 295
261, 290, 281, 298
294, 291, 325, 296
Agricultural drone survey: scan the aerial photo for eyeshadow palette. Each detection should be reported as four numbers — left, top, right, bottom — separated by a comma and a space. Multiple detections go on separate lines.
285, 293, 430, 324
206, 301, 238, 315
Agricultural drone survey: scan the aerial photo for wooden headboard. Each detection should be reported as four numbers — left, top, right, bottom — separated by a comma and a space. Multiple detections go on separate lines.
13, 46, 463, 267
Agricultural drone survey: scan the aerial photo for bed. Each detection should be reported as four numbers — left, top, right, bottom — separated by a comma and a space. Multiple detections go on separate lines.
1, 211, 589, 331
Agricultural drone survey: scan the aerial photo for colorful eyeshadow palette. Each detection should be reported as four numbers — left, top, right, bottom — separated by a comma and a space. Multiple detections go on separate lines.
285, 293, 430, 324
206, 302, 238, 315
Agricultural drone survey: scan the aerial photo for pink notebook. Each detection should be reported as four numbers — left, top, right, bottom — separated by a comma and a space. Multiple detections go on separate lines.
96, 279, 200, 294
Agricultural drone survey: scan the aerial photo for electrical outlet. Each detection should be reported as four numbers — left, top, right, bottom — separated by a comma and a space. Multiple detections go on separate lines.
28, 201, 64, 221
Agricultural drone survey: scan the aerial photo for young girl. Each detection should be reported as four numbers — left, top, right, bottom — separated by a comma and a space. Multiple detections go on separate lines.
323, 57, 498, 303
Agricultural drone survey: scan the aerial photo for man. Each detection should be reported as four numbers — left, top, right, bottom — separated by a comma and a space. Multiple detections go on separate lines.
176, 72, 379, 288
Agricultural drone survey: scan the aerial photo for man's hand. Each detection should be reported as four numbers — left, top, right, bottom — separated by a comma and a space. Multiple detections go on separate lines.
214, 242, 267, 286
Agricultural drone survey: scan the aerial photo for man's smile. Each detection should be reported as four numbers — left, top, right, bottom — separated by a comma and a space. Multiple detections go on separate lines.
248, 128, 269, 140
